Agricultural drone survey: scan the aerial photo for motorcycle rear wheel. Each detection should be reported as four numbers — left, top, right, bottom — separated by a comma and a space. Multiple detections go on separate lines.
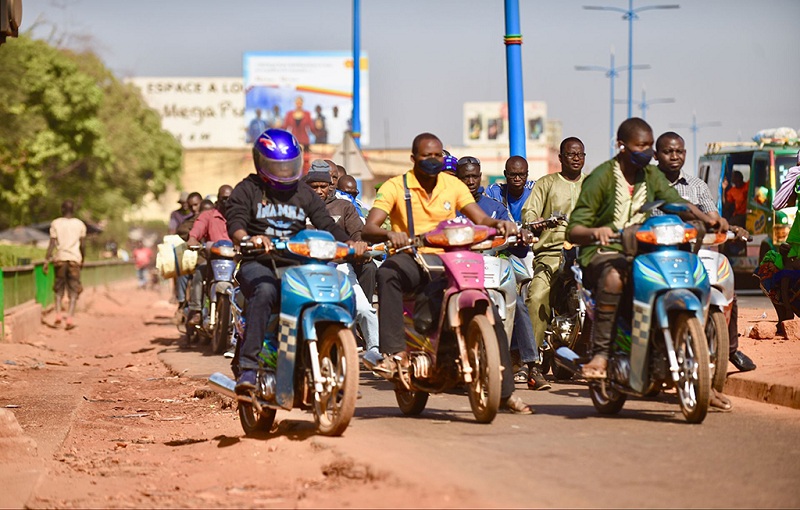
589, 381, 627, 414
395, 389, 429, 415
211, 295, 232, 355
705, 309, 729, 393
238, 402, 276, 436
313, 325, 359, 436
673, 314, 710, 424
466, 315, 501, 423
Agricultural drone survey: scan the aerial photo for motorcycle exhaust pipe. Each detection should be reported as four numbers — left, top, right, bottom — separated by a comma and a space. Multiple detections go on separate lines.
554, 346, 583, 377
208, 372, 238, 400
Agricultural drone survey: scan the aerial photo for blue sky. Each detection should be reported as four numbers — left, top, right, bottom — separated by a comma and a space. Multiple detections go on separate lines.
22, 0, 800, 171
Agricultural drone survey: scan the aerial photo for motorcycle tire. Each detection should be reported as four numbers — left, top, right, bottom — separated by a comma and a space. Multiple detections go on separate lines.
238, 402, 276, 436
395, 389, 429, 415
673, 314, 710, 424
589, 381, 627, 414
705, 309, 729, 393
465, 315, 502, 424
211, 295, 232, 355
313, 324, 359, 437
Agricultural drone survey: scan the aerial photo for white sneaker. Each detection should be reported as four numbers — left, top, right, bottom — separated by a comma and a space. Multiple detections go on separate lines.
223, 349, 235, 359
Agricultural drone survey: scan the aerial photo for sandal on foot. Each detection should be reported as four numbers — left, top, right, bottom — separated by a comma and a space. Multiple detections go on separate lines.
581, 356, 608, 380
513, 368, 528, 384
501, 394, 534, 415
710, 390, 732, 412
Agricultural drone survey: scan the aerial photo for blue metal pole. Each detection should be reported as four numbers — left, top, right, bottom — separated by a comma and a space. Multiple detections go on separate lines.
609, 50, 616, 158
627, 0, 634, 119
352, 0, 361, 148
504, 0, 525, 158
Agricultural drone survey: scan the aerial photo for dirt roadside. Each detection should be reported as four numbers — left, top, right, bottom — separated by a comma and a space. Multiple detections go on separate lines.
0, 282, 481, 509
1, 280, 798, 508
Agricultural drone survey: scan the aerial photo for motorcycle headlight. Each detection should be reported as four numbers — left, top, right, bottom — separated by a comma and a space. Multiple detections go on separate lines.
636, 225, 696, 245
210, 244, 237, 257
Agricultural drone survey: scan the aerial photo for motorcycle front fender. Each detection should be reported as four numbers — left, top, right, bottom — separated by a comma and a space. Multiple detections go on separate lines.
210, 281, 234, 302
446, 290, 495, 329
654, 289, 704, 329
275, 304, 354, 410
708, 286, 732, 309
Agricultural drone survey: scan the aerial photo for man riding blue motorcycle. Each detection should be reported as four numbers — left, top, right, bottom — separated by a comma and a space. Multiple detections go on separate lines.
566, 118, 724, 381
224, 128, 367, 393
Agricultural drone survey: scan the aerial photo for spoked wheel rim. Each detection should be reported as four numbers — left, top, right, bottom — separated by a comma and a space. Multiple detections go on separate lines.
313, 326, 358, 436
673, 315, 710, 423
465, 315, 501, 423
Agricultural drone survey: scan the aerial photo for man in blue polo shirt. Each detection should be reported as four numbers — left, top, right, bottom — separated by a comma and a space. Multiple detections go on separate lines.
456, 156, 548, 390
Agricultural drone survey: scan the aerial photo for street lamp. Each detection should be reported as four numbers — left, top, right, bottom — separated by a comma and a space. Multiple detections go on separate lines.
616, 85, 675, 121
670, 111, 721, 175
576, 47, 649, 158
584, 0, 679, 119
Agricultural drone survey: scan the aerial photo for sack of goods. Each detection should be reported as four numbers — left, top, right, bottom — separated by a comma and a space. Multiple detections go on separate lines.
155, 235, 197, 279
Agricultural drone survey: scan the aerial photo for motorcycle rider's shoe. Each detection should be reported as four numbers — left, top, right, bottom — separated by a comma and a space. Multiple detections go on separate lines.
527, 364, 552, 391
581, 354, 608, 379
362, 348, 383, 368
365, 351, 411, 390
729, 350, 756, 372
187, 310, 202, 328
500, 394, 534, 415
513, 367, 528, 383
235, 369, 257, 394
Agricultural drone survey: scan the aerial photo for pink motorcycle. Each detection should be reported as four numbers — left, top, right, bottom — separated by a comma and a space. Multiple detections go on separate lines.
368, 218, 508, 423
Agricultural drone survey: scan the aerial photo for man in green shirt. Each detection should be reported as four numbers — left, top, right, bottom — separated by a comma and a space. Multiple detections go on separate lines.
522, 137, 587, 379
566, 118, 721, 379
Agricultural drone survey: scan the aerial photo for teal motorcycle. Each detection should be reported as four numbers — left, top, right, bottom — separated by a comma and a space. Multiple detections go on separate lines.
555, 203, 712, 424
209, 230, 360, 437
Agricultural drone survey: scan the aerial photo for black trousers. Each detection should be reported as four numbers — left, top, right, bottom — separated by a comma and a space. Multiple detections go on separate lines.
354, 259, 377, 303
376, 252, 514, 399
236, 260, 280, 371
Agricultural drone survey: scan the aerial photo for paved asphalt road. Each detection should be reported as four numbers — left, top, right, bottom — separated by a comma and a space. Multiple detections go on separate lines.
160, 292, 800, 509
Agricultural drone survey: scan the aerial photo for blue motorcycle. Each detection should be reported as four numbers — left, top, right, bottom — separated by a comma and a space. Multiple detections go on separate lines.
209, 230, 360, 437
556, 202, 713, 424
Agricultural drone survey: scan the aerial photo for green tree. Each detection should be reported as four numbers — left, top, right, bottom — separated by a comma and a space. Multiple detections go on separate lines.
0, 35, 182, 230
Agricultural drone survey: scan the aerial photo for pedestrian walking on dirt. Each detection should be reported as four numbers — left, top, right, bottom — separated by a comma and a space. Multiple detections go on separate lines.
43, 199, 86, 330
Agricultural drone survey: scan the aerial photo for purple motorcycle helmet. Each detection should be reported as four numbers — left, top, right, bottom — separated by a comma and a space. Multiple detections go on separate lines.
252, 129, 303, 190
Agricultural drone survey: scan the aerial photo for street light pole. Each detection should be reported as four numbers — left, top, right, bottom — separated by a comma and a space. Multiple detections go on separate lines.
351, 0, 361, 149
584, 1, 679, 119
576, 47, 649, 158
504, 0, 526, 158
670, 111, 722, 175
637, 86, 674, 121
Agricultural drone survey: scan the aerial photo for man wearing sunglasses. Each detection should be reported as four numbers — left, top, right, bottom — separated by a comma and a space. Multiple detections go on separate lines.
485, 155, 537, 225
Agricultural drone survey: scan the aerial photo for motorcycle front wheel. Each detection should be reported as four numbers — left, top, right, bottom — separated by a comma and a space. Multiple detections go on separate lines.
238, 402, 276, 436
673, 314, 710, 424
705, 309, 729, 393
589, 381, 627, 414
211, 295, 232, 355
465, 315, 501, 424
395, 388, 429, 415
313, 325, 359, 436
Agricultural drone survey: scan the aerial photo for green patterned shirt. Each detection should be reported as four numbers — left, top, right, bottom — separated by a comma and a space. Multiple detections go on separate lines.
566, 158, 685, 267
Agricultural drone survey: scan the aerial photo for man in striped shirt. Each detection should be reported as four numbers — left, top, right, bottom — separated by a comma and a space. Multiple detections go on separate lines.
654, 131, 755, 411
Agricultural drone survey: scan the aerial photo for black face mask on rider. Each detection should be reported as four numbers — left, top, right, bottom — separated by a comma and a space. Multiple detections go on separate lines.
418, 158, 444, 176
623, 146, 654, 168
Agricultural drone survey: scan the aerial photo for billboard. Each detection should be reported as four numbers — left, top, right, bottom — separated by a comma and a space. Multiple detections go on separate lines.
243, 51, 369, 147
463, 101, 546, 146
127, 77, 246, 149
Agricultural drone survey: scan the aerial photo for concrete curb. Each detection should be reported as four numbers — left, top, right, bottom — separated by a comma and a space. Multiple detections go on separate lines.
2, 301, 42, 344
724, 375, 800, 410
